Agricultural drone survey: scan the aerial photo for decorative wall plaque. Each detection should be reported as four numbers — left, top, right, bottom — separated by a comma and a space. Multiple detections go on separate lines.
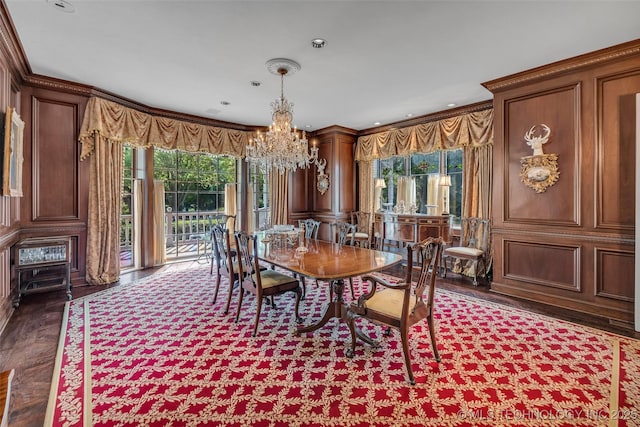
519, 124, 560, 193
315, 158, 330, 195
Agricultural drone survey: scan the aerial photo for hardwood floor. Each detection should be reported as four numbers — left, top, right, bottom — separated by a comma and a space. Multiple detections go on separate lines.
0, 262, 637, 426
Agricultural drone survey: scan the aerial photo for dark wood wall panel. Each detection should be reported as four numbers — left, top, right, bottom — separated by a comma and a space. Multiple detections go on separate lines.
597, 72, 640, 230
504, 86, 579, 225
288, 167, 309, 215
484, 40, 640, 327
503, 240, 579, 290
32, 97, 79, 221
595, 248, 634, 301
336, 135, 355, 214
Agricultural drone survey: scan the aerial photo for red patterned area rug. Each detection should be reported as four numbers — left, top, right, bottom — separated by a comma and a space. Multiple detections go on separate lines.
45, 262, 640, 427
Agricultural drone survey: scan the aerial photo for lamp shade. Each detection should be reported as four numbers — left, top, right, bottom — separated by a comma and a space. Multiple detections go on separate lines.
375, 178, 387, 189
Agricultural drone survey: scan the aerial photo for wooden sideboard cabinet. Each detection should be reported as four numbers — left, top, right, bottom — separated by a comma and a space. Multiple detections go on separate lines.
374, 213, 450, 247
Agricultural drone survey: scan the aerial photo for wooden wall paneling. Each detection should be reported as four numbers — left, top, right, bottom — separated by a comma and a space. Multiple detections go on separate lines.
596, 70, 640, 232
288, 165, 309, 215
336, 134, 355, 215
504, 84, 580, 226
486, 40, 640, 327
31, 97, 79, 221
502, 239, 579, 291
594, 246, 634, 301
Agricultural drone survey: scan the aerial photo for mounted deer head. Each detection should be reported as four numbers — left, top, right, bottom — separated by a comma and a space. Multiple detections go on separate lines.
524, 124, 551, 156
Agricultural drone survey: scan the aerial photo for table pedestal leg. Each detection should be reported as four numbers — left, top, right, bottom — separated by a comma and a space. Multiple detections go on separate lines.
296, 279, 345, 334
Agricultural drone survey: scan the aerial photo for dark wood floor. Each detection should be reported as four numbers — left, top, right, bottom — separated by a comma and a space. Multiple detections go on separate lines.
0, 262, 637, 427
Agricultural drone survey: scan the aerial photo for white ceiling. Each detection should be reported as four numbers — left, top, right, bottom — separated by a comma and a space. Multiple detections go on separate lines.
5, 0, 640, 131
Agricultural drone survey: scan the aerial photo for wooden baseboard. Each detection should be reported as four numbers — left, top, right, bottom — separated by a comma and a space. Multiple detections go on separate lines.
0, 369, 14, 427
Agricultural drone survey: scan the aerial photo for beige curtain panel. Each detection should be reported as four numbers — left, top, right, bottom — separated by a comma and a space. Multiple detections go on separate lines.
224, 183, 237, 231
354, 109, 493, 161
358, 160, 375, 224
85, 138, 123, 285
79, 97, 251, 160
153, 180, 167, 267
269, 169, 288, 226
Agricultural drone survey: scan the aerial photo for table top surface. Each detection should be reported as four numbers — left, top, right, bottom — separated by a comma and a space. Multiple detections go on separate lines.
255, 232, 403, 281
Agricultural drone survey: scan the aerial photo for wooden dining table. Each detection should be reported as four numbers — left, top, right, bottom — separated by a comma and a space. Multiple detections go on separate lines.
254, 231, 403, 338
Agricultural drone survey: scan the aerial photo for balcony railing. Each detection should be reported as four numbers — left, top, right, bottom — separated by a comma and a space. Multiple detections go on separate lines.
120, 208, 272, 266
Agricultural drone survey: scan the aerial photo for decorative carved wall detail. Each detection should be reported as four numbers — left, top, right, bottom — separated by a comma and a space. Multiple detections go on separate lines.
315, 158, 330, 195
520, 124, 559, 193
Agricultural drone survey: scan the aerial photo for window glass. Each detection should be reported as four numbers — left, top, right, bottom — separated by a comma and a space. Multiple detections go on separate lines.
154, 150, 236, 259
411, 152, 440, 214
120, 145, 134, 269
378, 157, 406, 209
375, 149, 463, 219
446, 150, 463, 224
249, 164, 270, 230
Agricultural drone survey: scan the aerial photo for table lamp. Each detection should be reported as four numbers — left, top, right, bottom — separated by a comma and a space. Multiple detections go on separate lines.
375, 178, 387, 211
439, 175, 451, 215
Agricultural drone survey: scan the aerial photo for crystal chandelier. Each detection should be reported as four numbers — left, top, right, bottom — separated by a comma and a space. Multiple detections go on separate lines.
246, 59, 319, 174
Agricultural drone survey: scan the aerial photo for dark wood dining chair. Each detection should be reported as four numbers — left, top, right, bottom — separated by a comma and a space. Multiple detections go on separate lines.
334, 221, 357, 299
346, 237, 443, 385
234, 231, 303, 337
298, 218, 321, 239
211, 224, 241, 314
349, 211, 371, 248
296, 218, 322, 298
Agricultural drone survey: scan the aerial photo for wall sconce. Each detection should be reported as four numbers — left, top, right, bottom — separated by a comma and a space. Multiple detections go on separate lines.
375, 178, 387, 211
439, 175, 451, 215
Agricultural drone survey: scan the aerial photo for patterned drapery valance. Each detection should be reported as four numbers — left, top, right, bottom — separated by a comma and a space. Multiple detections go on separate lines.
79, 97, 251, 159
355, 108, 493, 161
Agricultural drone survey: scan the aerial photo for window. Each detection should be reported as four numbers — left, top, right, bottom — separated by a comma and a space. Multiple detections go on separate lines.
249, 164, 270, 230
375, 149, 463, 221
120, 145, 135, 269
154, 150, 236, 259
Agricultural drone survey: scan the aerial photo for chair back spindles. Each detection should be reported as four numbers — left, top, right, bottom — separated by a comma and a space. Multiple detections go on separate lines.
336, 221, 356, 245
298, 218, 321, 239
411, 238, 443, 311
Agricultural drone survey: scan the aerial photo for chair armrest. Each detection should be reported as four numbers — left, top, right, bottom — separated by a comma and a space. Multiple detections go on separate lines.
353, 274, 409, 313
361, 273, 408, 291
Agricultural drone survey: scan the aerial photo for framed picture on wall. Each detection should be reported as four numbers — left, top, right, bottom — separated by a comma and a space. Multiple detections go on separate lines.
2, 107, 25, 197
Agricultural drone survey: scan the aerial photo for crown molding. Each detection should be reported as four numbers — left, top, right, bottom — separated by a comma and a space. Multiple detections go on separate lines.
482, 38, 640, 93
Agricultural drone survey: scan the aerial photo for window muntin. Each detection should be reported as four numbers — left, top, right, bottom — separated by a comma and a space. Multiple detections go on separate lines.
375, 149, 463, 221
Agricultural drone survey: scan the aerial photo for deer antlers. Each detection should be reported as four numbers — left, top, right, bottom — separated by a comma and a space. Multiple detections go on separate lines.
524, 124, 551, 156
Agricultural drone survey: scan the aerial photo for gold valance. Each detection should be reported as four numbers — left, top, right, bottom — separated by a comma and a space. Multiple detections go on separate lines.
79, 97, 250, 159
355, 108, 493, 161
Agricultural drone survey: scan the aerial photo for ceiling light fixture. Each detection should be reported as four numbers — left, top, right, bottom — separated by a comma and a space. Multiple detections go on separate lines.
246, 58, 322, 174
447, 103, 457, 107
311, 38, 327, 49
